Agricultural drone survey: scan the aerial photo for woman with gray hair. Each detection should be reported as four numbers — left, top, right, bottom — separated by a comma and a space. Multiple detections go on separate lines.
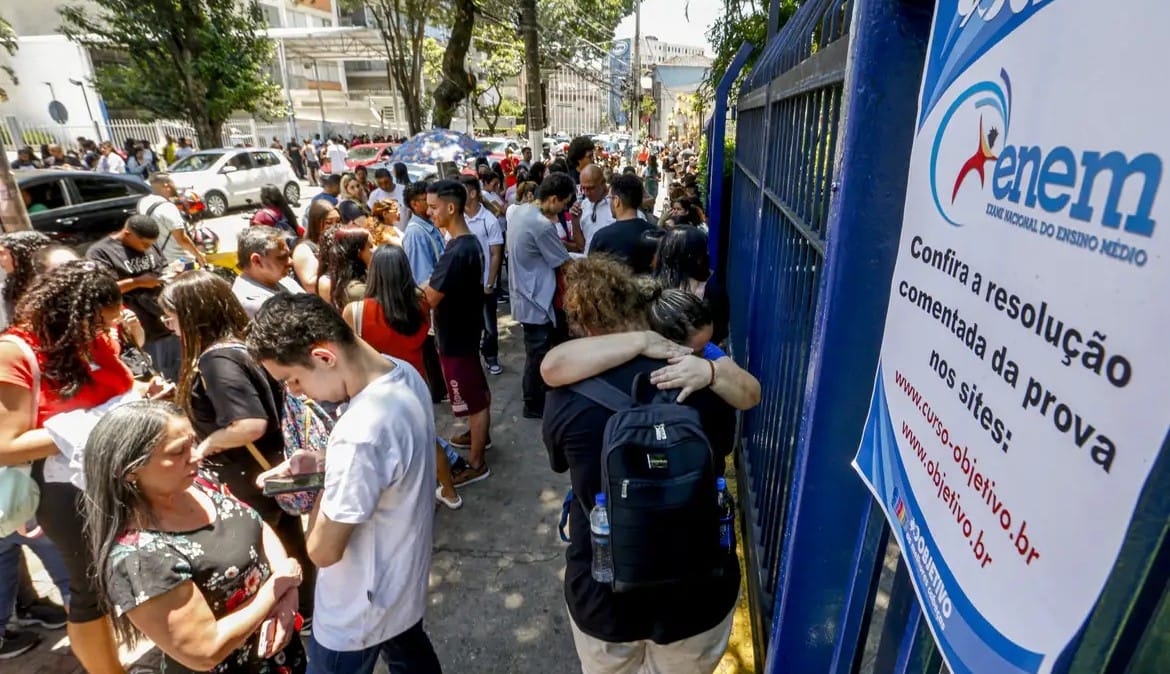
83, 400, 306, 673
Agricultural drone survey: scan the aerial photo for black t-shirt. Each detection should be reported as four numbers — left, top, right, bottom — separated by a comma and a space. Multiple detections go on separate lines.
542, 356, 739, 644
189, 344, 286, 469
703, 276, 731, 346
87, 236, 170, 341
430, 234, 485, 356
589, 218, 658, 274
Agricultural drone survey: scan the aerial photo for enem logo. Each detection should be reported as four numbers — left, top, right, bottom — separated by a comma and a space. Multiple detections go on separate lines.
931, 69, 1162, 238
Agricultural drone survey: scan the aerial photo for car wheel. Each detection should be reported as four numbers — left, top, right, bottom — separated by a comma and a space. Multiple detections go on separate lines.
284, 182, 301, 205
204, 191, 228, 217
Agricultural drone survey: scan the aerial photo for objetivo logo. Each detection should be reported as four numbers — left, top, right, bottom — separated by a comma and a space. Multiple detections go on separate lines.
930, 68, 1162, 238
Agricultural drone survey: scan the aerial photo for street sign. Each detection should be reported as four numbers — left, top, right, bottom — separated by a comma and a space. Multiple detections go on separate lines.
48, 101, 68, 124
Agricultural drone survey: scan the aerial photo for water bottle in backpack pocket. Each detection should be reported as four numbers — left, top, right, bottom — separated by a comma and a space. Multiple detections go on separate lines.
571, 375, 724, 592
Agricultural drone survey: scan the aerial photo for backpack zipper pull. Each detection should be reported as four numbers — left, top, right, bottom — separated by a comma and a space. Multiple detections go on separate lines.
621, 479, 629, 499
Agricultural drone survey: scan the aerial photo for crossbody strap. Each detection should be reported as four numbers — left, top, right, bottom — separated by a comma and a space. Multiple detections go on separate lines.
0, 336, 40, 428
195, 342, 272, 471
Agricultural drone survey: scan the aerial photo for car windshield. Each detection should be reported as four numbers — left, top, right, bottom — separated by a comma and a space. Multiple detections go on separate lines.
169, 152, 224, 172
348, 146, 382, 161
484, 141, 508, 153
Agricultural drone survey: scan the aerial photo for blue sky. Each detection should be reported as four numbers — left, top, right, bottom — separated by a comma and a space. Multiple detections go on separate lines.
613, 0, 720, 54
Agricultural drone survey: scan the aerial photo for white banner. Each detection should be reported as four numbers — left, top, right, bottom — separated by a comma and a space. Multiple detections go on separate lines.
852, 1, 1170, 672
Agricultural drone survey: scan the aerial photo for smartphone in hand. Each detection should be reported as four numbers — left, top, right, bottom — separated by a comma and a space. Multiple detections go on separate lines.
262, 472, 326, 496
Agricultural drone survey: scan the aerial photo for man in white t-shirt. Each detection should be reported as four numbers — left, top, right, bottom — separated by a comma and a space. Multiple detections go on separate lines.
570, 164, 615, 252
367, 167, 404, 221
460, 175, 505, 375
325, 138, 349, 176
137, 174, 208, 265
248, 293, 441, 674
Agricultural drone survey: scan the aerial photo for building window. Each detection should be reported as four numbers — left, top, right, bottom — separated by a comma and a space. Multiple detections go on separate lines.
261, 4, 282, 27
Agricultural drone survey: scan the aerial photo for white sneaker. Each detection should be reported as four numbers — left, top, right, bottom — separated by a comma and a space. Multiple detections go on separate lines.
435, 485, 463, 510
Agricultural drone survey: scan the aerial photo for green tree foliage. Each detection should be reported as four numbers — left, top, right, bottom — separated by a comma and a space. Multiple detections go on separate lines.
469, 21, 523, 135
59, 0, 283, 148
0, 16, 16, 102
344, 0, 435, 135
701, 0, 800, 100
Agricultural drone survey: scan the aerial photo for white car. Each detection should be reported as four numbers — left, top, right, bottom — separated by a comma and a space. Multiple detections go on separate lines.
167, 148, 301, 217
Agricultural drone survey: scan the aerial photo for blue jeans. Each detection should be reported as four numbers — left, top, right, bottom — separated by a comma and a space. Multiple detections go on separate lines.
438, 436, 460, 466
0, 531, 70, 637
306, 620, 441, 674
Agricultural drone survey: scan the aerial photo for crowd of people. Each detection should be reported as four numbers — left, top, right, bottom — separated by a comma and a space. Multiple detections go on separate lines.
0, 132, 759, 674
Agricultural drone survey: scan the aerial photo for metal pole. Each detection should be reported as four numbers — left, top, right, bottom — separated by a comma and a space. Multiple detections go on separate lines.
520, 0, 544, 152
631, 0, 641, 142
312, 59, 327, 139
70, 80, 101, 142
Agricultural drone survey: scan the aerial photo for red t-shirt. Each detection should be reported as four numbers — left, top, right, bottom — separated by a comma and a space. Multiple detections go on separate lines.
501, 157, 519, 188
358, 298, 431, 384
0, 329, 135, 427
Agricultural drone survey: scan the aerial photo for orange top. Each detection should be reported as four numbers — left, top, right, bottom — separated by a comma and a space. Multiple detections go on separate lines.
358, 298, 431, 383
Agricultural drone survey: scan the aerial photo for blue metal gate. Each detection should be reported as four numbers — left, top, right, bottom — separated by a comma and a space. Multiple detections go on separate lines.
712, 0, 1170, 672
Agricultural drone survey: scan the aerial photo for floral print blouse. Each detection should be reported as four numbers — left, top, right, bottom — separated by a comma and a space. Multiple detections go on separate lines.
107, 478, 306, 674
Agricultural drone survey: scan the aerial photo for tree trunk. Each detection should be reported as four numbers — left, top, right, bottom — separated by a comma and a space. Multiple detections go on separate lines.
0, 136, 31, 233
431, 0, 475, 130
193, 117, 220, 150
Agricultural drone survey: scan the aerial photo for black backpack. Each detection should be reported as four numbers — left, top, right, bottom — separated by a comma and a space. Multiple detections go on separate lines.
571, 375, 724, 592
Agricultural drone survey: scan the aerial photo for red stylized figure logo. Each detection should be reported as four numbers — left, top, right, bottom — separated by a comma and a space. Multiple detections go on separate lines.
951, 117, 999, 203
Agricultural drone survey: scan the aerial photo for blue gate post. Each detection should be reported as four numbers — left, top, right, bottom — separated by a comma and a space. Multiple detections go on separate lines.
763, 0, 934, 672
705, 41, 753, 275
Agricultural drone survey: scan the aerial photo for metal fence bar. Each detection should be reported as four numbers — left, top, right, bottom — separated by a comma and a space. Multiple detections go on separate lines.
763, 0, 931, 667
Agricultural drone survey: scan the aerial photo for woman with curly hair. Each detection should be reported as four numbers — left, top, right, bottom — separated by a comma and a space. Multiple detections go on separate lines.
0, 260, 148, 673
316, 225, 372, 310
540, 256, 741, 672
292, 200, 341, 292
0, 230, 52, 321
159, 270, 315, 623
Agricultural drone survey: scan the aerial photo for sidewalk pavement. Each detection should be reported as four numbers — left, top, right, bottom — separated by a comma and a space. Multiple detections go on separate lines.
11, 310, 751, 674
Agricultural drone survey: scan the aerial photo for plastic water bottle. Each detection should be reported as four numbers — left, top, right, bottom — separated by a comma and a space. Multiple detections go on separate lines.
717, 478, 734, 552
590, 493, 614, 583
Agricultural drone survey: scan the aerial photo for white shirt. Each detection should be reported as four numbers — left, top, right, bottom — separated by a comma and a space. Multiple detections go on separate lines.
98, 152, 126, 174
137, 195, 188, 263
465, 204, 504, 286
482, 191, 508, 232
314, 358, 436, 651
231, 273, 304, 318
175, 146, 194, 160
367, 184, 403, 211
326, 143, 348, 174
580, 197, 615, 252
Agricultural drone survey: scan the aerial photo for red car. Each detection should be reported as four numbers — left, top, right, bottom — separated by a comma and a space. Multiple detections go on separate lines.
321, 143, 395, 174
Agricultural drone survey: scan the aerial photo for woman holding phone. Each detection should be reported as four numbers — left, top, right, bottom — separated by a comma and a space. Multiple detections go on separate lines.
83, 401, 306, 673
159, 270, 315, 624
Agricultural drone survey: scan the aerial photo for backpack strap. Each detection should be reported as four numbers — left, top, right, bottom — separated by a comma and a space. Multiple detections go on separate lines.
569, 377, 635, 412
145, 198, 177, 252
353, 299, 364, 339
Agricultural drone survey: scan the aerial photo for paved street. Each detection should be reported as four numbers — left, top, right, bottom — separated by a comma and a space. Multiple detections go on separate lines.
7, 177, 754, 674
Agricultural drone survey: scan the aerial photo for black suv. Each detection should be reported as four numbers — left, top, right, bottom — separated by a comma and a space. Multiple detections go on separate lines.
5, 170, 151, 249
